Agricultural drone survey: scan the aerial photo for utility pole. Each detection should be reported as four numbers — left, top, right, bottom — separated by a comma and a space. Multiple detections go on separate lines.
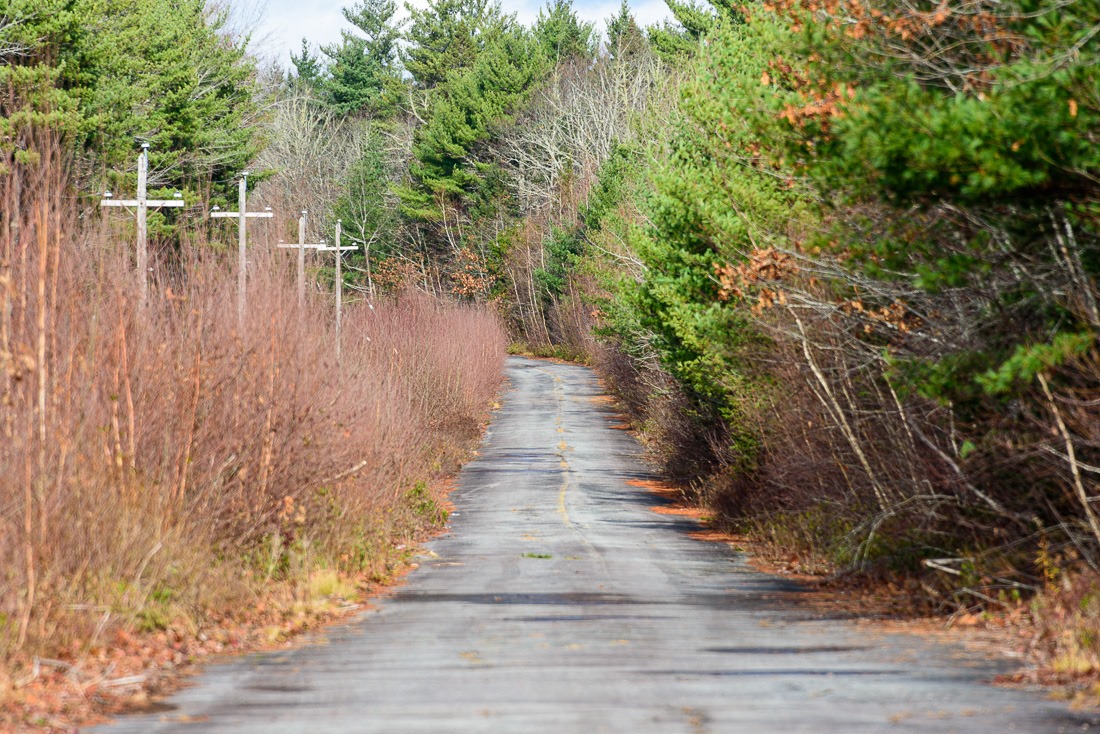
99, 143, 184, 308
209, 172, 273, 326
315, 219, 357, 361
277, 211, 325, 308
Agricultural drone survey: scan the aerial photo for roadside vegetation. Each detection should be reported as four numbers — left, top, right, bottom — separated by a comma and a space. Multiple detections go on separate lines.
0, 1, 506, 726
0, 132, 505, 726
2, 0, 1098, 719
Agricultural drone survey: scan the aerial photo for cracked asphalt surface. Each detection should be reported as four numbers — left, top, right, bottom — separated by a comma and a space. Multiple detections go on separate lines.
100, 356, 1100, 733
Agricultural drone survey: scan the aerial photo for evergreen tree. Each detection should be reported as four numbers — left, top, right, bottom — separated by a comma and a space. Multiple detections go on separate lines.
533, 0, 597, 64
399, 19, 547, 221
320, 0, 403, 116
647, 0, 737, 60
1, 0, 260, 223
606, 0, 646, 60
290, 38, 324, 91
402, 0, 503, 89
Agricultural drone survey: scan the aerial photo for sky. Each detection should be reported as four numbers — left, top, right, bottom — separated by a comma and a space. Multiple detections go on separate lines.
245, 0, 673, 67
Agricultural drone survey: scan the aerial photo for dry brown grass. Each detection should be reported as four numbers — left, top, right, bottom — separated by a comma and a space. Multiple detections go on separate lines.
0, 132, 507, 718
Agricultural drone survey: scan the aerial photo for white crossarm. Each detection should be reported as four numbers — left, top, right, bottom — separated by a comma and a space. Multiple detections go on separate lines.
316, 246, 358, 252
210, 211, 273, 218
101, 199, 185, 208
277, 243, 326, 249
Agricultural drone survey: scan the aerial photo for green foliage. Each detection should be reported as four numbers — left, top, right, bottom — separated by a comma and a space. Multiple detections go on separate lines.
333, 125, 398, 263
885, 350, 995, 406
647, 0, 740, 60
796, 0, 1100, 405
533, 226, 583, 300
405, 481, 449, 526
533, 0, 597, 63
977, 333, 1096, 395
320, 0, 404, 116
805, 0, 1100, 206
1, 0, 259, 201
402, 0, 502, 89
290, 38, 324, 90
600, 14, 810, 463
401, 12, 546, 219
580, 144, 636, 234
606, 0, 647, 59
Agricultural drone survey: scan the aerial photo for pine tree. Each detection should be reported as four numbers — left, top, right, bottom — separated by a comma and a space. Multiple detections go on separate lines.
606, 0, 646, 60
402, 0, 503, 89
1, 0, 259, 216
533, 0, 597, 64
290, 38, 323, 90
399, 18, 547, 220
320, 0, 403, 116
647, 0, 732, 60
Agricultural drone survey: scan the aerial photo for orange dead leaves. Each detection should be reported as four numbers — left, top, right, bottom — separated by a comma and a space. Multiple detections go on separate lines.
841, 298, 920, 335
450, 248, 494, 299
373, 257, 419, 292
651, 504, 708, 519
626, 478, 683, 501
714, 248, 798, 313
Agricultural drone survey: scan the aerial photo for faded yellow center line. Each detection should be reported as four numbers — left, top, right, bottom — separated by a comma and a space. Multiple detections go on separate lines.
556, 439, 572, 526
557, 469, 570, 526
539, 367, 579, 529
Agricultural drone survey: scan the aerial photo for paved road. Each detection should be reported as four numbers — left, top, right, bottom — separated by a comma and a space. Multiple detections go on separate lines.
101, 357, 1098, 733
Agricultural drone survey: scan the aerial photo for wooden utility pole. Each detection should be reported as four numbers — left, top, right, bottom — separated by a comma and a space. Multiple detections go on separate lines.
277, 211, 325, 308
99, 143, 184, 308
315, 219, 357, 361
209, 172, 273, 326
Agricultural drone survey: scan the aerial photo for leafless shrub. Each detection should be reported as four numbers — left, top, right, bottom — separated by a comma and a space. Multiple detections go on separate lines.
253, 93, 381, 238
490, 50, 676, 348
0, 131, 506, 672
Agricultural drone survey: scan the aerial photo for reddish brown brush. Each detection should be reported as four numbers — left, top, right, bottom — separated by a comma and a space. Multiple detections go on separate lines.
0, 132, 507, 690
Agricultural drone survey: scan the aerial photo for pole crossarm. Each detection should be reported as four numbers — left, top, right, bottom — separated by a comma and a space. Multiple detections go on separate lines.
97, 144, 186, 308
101, 200, 185, 208
327, 221, 359, 362
210, 211, 272, 218
276, 210, 327, 307
206, 172, 271, 326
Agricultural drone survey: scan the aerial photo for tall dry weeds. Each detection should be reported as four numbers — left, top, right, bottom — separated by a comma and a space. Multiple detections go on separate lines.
0, 132, 507, 678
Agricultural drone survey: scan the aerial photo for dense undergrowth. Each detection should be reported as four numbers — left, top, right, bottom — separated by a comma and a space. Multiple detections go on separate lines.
0, 133, 506, 719
594, 0, 1099, 597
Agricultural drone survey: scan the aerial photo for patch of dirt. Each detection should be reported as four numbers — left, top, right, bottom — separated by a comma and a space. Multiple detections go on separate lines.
651, 505, 708, 518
